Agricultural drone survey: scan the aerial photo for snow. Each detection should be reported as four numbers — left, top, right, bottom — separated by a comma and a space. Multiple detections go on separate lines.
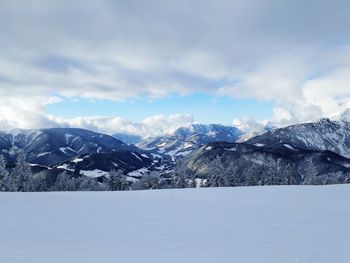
183, 142, 194, 149
166, 148, 179, 157
167, 146, 192, 158
151, 153, 163, 159
64, 133, 74, 145
56, 164, 72, 171
283, 143, 296, 150
71, 157, 84, 163
224, 147, 237, 151
1, 185, 350, 263
127, 167, 149, 177
80, 169, 109, 178
157, 148, 165, 154
131, 152, 143, 161
37, 152, 50, 157
174, 150, 192, 157
59, 146, 75, 154
254, 143, 265, 147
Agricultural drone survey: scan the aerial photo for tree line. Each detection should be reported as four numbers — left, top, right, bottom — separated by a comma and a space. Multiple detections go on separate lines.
1, 152, 274, 192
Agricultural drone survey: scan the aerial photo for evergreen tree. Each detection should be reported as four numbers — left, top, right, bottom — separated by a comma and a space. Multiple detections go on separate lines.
78, 177, 100, 191
173, 172, 187, 188
208, 156, 229, 187
0, 155, 9, 191
226, 162, 238, 186
188, 177, 197, 188
108, 169, 129, 191
173, 161, 195, 188
11, 152, 34, 192
53, 171, 76, 191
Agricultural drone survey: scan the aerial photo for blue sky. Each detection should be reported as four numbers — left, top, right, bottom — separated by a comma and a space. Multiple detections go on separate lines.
46, 93, 273, 124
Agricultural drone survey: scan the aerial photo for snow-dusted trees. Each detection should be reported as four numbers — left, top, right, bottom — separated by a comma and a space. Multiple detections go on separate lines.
108, 169, 129, 191
78, 177, 101, 191
11, 152, 34, 192
140, 172, 161, 190
53, 171, 77, 191
173, 161, 188, 188
0, 155, 9, 191
173, 161, 197, 188
207, 156, 229, 187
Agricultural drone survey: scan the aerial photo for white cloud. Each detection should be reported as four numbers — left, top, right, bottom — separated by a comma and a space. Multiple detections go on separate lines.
52, 114, 194, 138
0, 0, 350, 129
18, 113, 194, 138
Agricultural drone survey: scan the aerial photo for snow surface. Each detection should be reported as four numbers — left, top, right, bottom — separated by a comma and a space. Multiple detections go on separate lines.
37, 152, 50, 157
71, 157, 84, 163
254, 143, 265, 147
127, 167, 150, 177
283, 143, 297, 150
1, 185, 350, 263
80, 169, 109, 178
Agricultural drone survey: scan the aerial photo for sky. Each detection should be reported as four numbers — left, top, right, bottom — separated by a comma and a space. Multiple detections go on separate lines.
0, 0, 350, 137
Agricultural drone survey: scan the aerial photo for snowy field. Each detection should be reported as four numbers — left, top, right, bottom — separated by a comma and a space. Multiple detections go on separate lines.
1, 185, 350, 263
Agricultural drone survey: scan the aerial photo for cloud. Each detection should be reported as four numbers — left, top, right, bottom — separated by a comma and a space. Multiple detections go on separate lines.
0, 106, 195, 138
0, 0, 350, 128
50, 114, 195, 137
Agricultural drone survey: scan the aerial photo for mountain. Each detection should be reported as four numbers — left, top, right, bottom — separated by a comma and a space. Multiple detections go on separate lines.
112, 133, 142, 145
2, 119, 350, 189
0, 128, 173, 186
0, 128, 135, 166
180, 119, 350, 186
137, 124, 243, 159
247, 118, 350, 158
183, 141, 350, 185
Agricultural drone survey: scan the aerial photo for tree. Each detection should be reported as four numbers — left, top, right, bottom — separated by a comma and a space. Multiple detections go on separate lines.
11, 152, 34, 192
140, 172, 161, 190
207, 156, 229, 187
226, 162, 238, 186
108, 169, 129, 191
53, 171, 76, 191
0, 155, 9, 191
173, 161, 196, 188
174, 172, 187, 188
188, 177, 197, 188
78, 177, 100, 191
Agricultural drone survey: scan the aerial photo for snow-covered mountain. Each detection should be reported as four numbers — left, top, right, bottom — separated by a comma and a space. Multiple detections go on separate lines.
247, 118, 350, 158
0, 128, 170, 186
0, 128, 136, 166
3, 118, 350, 188
181, 118, 350, 186
137, 124, 243, 159
183, 141, 350, 185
